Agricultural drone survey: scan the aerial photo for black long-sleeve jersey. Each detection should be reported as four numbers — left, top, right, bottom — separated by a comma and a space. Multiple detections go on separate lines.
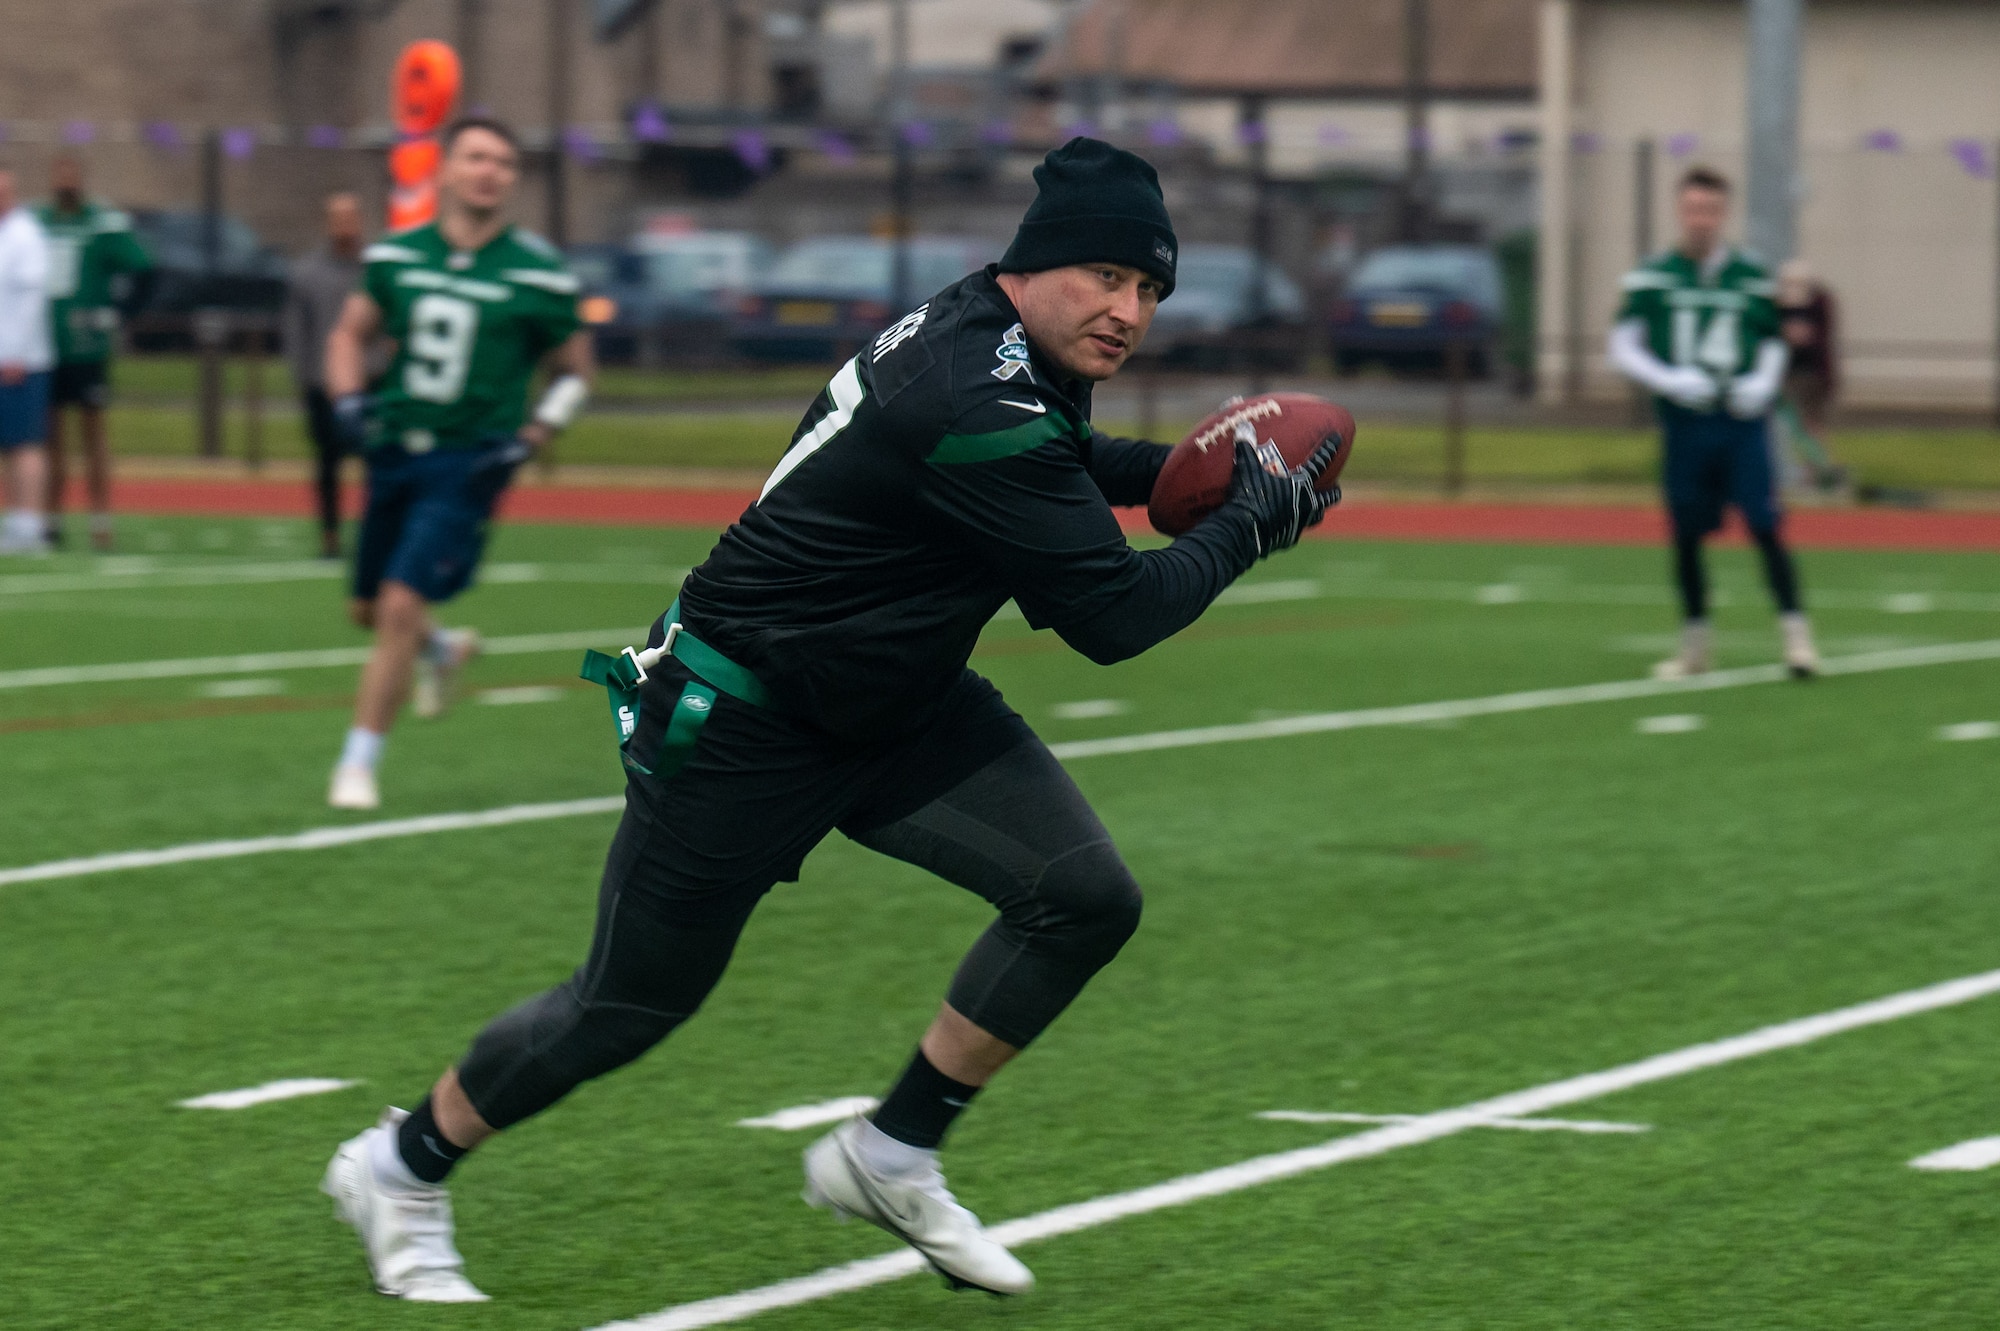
677, 268, 1262, 741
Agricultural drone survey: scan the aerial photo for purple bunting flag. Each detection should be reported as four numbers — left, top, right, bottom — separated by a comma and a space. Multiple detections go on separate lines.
221, 128, 256, 160
732, 128, 771, 173
1950, 138, 1995, 180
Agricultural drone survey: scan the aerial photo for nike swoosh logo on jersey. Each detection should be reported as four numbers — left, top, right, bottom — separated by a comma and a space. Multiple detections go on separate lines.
999, 398, 1047, 414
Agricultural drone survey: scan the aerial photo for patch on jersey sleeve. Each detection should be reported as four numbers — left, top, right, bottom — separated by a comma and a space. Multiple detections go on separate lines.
990, 322, 1034, 382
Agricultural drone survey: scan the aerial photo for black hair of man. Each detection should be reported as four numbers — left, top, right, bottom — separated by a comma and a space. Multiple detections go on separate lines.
1678, 165, 1731, 195
442, 116, 522, 158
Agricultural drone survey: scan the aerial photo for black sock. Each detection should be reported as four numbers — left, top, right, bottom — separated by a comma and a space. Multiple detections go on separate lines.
870, 1048, 981, 1150
1750, 526, 1803, 614
1671, 524, 1708, 620
396, 1095, 469, 1185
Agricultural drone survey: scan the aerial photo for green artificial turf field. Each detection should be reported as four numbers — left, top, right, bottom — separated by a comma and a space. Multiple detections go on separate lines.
3, 514, 1998, 1330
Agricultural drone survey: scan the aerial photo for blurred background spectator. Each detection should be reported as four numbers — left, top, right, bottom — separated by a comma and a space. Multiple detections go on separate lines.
284, 192, 366, 559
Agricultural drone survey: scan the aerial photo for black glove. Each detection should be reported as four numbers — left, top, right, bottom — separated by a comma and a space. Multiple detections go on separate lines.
331, 393, 372, 455
1226, 430, 1341, 557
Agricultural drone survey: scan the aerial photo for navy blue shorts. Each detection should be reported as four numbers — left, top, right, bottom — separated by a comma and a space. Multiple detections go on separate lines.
1659, 404, 1780, 535
0, 370, 51, 449
352, 441, 519, 603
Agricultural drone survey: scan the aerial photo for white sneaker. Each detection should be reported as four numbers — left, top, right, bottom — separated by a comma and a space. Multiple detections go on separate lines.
327, 763, 380, 810
321, 1108, 490, 1303
413, 628, 482, 719
1651, 620, 1713, 680
802, 1118, 1033, 1296
1781, 613, 1819, 680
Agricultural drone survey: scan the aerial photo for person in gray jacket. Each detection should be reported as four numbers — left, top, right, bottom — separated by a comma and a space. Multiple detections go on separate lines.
285, 192, 365, 558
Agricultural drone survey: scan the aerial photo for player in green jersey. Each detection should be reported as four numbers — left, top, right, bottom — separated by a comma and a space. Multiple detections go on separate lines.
1607, 166, 1818, 680
323, 118, 594, 810
36, 154, 153, 550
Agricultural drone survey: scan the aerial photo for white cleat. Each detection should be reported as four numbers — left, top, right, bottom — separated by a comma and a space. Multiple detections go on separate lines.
413, 628, 482, 719
327, 763, 380, 810
321, 1108, 490, 1303
802, 1118, 1033, 1296
1781, 613, 1820, 680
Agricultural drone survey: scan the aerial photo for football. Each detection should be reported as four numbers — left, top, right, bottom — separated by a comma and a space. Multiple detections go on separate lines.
1147, 393, 1357, 536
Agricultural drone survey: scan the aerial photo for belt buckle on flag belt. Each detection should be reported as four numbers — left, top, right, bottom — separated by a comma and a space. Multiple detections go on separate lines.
578, 596, 770, 776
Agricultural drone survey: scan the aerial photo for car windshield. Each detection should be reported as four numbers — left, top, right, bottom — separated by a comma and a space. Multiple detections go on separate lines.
134, 213, 267, 268
1349, 248, 1500, 305
1167, 246, 1306, 316
762, 238, 989, 299
644, 238, 767, 297
764, 239, 891, 297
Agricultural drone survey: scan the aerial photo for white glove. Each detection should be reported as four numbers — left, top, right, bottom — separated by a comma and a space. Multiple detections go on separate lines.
1726, 341, 1789, 418
1727, 373, 1779, 418
1660, 366, 1720, 410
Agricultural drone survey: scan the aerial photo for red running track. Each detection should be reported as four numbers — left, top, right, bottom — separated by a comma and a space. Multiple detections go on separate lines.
102, 476, 2000, 552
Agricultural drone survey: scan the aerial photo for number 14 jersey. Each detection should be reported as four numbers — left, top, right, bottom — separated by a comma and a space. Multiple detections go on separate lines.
1617, 246, 1779, 409
362, 223, 581, 451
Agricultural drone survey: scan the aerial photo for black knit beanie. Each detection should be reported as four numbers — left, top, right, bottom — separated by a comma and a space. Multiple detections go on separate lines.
998, 137, 1178, 298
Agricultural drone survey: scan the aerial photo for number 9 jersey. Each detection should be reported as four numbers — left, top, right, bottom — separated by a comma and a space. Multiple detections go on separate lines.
361, 224, 581, 451
1617, 246, 1779, 404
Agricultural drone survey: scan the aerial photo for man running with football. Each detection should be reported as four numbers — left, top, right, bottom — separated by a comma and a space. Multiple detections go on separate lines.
1609, 165, 1818, 680
320, 138, 1343, 1302
323, 117, 594, 810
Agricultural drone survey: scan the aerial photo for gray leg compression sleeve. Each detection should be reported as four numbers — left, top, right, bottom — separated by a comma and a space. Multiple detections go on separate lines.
847, 739, 1143, 1049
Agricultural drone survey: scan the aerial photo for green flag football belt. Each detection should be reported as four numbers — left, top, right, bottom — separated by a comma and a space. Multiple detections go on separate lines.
578, 597, 771, 778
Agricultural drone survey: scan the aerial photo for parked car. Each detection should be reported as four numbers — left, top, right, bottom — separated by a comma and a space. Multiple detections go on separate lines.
1327, 244, 1504, 376
568, 232, 778, 364
563, 243, 654, 364
732, 235, 997, 362
125, 209, 290, 349
633, 230, 774, 362
1141, 244, 1311, 371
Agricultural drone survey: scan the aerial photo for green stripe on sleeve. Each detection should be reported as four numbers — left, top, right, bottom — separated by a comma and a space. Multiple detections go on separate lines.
927, 415, 1068, 465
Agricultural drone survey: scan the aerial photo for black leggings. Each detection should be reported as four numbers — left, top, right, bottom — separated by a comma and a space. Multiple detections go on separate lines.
1671, 515, 1802, 620
456, 740, 1142, 1130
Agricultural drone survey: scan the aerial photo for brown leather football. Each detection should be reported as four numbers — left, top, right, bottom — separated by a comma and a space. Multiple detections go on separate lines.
1147, 393, 1357, 537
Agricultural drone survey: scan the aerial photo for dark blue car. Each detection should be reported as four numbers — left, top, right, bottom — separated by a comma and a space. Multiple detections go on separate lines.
1328, 245, 1503, 377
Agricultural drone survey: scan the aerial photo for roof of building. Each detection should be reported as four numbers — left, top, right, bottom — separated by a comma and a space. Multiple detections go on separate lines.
1032, 0, 1538, 100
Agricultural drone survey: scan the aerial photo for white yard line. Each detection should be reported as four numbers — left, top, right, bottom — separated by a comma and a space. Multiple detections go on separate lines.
178, 1077, 360, 1110
1909, 1136, 2000, 1171
0, 560, 689, 598
736, 1097, 880, 1131
1045, 638, 2000, 761
4, 637, 1997, 891
0, 560, 341, 597
591, 964, 2000, 1331
1254, 1110, 1649, 1134
0, 797, 624, 889
0, 627, 645, 691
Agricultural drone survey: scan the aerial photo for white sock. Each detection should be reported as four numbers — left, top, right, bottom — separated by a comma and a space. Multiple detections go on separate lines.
6, 509, 41, 543
339, 726, 385, 771
855, 1117, 939, 1178
368, 1116, 429, 1194
1680, 619, 1712, 660
423, 627, 454, 665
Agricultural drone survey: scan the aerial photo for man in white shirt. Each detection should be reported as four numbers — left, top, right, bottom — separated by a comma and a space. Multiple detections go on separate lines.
0, 165, 54, 555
